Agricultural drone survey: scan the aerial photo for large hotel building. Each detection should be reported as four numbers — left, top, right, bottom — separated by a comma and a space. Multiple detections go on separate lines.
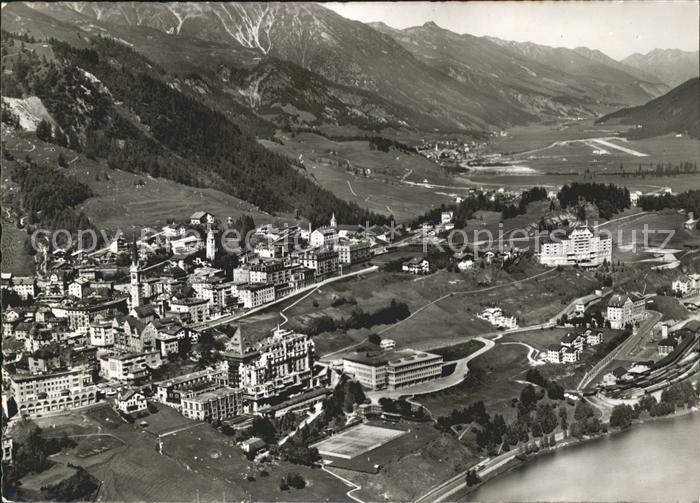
342, 349, 443, 390
538, 225, 612, 267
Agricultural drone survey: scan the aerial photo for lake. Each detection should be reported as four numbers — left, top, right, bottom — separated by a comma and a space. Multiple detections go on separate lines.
466, 412, 700, 502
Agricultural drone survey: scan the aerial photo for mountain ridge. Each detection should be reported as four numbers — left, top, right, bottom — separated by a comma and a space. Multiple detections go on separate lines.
596, 77, 699, 139
622, 48, 700, 88
23, 1, 671, 130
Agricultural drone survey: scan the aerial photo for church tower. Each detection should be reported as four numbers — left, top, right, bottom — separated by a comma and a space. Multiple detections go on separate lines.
206, 225, 216, 262
129, 238, 142, 309
330, 212, 337, 228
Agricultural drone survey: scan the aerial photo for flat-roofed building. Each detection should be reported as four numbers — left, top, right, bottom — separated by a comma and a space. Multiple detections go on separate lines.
238, 283, 276, 309
170, 297, 210, 324
181, 386, 242, 422
3, 367, 98, 417
342, 349, 443, 391
342, 354, 388, 390
99, 351, 162, 382
155, 366, 228, 406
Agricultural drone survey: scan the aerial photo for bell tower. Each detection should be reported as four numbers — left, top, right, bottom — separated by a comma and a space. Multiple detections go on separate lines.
130, 238, 142, 308
206, 225, 216, 262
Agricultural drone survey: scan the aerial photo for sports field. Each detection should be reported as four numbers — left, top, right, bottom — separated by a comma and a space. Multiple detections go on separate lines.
313, 424, 407, 459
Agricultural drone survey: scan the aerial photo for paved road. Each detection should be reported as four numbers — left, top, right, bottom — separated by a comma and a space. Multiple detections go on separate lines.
417, 432, 567, 503
365, 336, 495, 402
191, 266, 378, 330
577, 310, 662, 391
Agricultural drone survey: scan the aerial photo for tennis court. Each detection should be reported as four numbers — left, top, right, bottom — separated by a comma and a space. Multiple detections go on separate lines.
312, 423, 407, 459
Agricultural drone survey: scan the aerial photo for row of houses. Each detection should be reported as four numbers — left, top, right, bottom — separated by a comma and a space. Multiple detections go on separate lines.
478, 307, 518, 329
545, 329, 603, 364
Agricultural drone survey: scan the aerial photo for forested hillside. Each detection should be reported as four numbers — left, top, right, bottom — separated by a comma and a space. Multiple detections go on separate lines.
596, 78, 700, 139
1, 32, 389, 227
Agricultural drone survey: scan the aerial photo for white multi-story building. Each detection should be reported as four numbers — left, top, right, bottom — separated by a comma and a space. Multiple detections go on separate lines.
334, 240, 372, 265
155, 366, 229, 406
478, 307, 518, 329
672, 274, 699, 296
239, 328, 315, 410
607, 292, 646, 329
295, 248, 339, 277
309, 227, 338, 248
1, 274, 38, 300
181, 386, 242, 422
342, 349, 443, 391
170, 297, 210, 324
539, 226, 612, 267
99, 351, 162, 382
585, 330, 603, 346
561, 347, 580, 363
3, 367, 98, 417
237, 283, 276, 309
90, 316, 116, 348
441, 211, 454, 224
402, 257, 430, 274
546, 345, 562, 364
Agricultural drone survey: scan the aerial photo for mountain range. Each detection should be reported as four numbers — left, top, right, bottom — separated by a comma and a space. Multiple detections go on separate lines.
596, 77, 699, 139
4, 2, 692, 132
623, 49, 700, 89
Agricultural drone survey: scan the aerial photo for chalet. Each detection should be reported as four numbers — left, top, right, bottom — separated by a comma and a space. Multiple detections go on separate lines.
658, 337, 677, 356
380, 339, 396, 350
585, 330, 603, 346
672, 274, 699, 296
561, 332, 585, 351
240, 437, 266, 454
116, 389, 148, 414
190, 211, 215, 225
603, 366, 628, 386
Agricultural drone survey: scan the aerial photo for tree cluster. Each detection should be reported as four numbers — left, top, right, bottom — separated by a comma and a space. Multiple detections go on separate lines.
638, 190, 700, 229
557, 183, 630, 219
298, 299, 410, 336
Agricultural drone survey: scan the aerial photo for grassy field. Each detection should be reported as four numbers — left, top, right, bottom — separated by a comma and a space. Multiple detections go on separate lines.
472, 122, 700, 192
417, 343, 531, 421
19, 464, 78, 492
432, 339, 485, 362
1, 129, 282, 231
260, 132, 456, 221
646, 295, 690, 321
0, 220, 35, 275
34, 404, 350, 503
332, 422, 480, 502
269, 257, 601, 356
501, 327, 570, 352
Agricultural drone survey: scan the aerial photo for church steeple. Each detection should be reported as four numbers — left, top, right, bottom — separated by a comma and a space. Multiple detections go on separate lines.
130, 237, 142, 308
330, 212, 337, 228
206, 224, 216, 262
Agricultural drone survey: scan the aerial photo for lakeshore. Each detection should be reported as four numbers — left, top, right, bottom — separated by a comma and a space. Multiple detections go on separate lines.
462, 408, 700, 502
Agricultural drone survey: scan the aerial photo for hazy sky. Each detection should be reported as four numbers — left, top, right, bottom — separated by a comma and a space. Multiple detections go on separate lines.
325, 1, 699, 60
